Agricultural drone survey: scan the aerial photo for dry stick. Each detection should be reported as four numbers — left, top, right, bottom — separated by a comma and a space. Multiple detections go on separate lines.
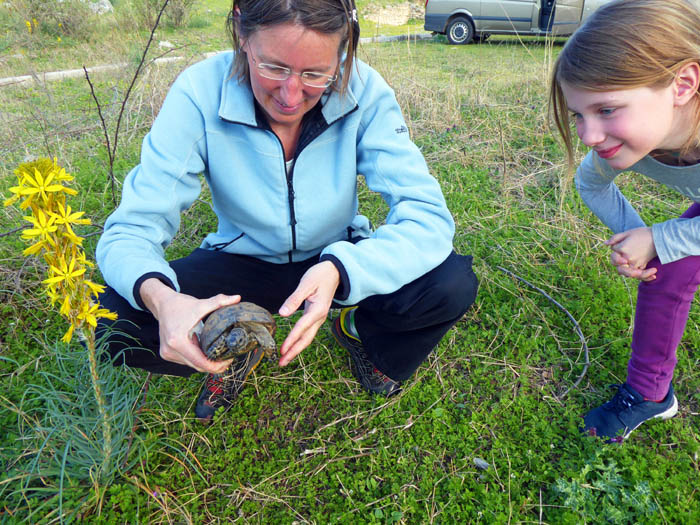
1, 223, 101, 239
83, 69, 115, 204
83, 0, 171, 205
112, 0, 170, 167
0, 226, 27, 238
497, 266, 589, 400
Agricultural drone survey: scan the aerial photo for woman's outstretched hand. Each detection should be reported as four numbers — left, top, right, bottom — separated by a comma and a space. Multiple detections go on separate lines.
277, 260, 340, 366
605, 227, 658, 282
139, 278, 240, 373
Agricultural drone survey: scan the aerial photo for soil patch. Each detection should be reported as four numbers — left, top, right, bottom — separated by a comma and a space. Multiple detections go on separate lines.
363, 2, 424, 26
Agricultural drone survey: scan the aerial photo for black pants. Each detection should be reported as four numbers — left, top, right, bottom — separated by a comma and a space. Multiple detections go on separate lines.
97, 249, 478, 381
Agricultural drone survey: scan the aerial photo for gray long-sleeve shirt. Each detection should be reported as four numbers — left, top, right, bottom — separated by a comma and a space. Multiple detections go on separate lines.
575, 151, 700, 264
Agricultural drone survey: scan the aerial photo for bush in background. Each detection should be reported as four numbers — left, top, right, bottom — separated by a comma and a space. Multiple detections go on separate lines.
4, 0, 99, 40
164, 0, 199, 27
1, 0, 201, 48
122, 0, 200, 30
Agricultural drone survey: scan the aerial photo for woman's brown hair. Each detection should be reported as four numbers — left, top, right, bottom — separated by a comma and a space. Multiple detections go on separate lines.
227, 0, 360, 95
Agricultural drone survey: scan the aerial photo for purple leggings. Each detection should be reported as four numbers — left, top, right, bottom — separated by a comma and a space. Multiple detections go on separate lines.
628, 202, 700, 399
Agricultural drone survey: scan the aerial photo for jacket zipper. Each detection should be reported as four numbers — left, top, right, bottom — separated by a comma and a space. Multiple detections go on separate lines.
285, 151, 297, 262
269, 130, 307, 263
220, 100, 358, 262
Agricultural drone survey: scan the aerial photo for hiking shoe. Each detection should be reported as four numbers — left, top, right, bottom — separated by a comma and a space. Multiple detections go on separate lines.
582, 383, 678, 442
330, 308, 401, 397
195, 346, 264, 424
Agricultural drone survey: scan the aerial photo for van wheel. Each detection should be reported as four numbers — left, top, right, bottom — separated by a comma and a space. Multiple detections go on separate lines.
446, 17, 474, 45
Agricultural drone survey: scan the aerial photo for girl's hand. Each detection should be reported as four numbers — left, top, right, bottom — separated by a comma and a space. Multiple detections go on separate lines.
605, 227, 658, 282
277, 261, 340, 366
140, 278, 240, 373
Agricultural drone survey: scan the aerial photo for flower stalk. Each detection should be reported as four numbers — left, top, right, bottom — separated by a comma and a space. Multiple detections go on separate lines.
4, 157, 117, 476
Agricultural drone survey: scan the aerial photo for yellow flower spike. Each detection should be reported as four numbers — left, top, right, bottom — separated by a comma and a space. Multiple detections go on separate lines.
23, 240, 47, 256
95, 308, 118, 322
57, 174, 68, 187
22, 209, 58, 245
53, 202, 91, 226
59, 228, 81, 246
19, 165, 36, 181
77, 301, 100, 328
53, 162, 73, 180
25, 20, 32, 34
3, 192, 21, 207
15, 166, 77, 209
4, 177, 26, 207
14, 169, 40, 209
43, 248, 59, 264
60, 186, 78, 196
60, 295, 72, 317
81, 302, 118, 324
46, 286, 61, 306
64, 230, 84, 246
34, 167, 60, 203
53, 166, 73, 183
84, 280, 106, 297
43, 265, 62, 291
44, 255, 86, 289
62, 324, 75, 343
76, 250, 95, 268
51, 202, 90, 245
7, 158, 118, 341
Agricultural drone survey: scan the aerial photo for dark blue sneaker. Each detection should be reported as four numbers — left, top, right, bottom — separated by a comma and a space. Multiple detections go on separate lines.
582, 383, 678, 442
195, 346, 263, 424
330, 308, 401, 397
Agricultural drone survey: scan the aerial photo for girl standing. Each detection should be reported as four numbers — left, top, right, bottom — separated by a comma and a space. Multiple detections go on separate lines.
550, 0, 700, 441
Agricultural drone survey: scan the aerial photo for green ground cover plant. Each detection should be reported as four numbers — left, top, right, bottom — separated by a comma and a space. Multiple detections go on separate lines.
1, 2, 699, 523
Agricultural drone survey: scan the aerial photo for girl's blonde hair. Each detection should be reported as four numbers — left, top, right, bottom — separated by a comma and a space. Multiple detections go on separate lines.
550, 0, 700, 169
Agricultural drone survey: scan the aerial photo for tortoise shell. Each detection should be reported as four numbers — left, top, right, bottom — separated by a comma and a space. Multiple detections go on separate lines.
200, 302, 277, 361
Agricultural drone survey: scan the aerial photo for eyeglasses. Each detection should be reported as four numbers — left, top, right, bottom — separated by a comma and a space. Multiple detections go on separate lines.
247, 45, 337, 89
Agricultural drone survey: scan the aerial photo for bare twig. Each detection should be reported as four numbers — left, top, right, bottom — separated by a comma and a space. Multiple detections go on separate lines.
150, 43, 193, 63
2, 223, 101, 240
497, 266, 590, 399
83, 68, 115, 203
0, 226, 27, 238
83, 0, 171, 205
113, 0, 170, 167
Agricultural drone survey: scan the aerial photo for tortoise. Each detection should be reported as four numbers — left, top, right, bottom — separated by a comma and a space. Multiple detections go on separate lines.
199, 302, 277, 361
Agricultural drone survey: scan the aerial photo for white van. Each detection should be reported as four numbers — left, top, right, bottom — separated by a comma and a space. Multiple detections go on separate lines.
424, 0, 613, 44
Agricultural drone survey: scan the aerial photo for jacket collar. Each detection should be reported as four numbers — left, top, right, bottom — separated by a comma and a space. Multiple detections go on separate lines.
218, 54, 358, 127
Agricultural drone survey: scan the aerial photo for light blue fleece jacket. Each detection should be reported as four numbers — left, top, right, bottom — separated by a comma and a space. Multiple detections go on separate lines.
576, 151, 700, 264
96, 51, 455, 310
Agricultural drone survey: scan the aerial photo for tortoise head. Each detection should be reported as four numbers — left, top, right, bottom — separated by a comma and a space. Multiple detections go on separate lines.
224, 327, 249, 352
